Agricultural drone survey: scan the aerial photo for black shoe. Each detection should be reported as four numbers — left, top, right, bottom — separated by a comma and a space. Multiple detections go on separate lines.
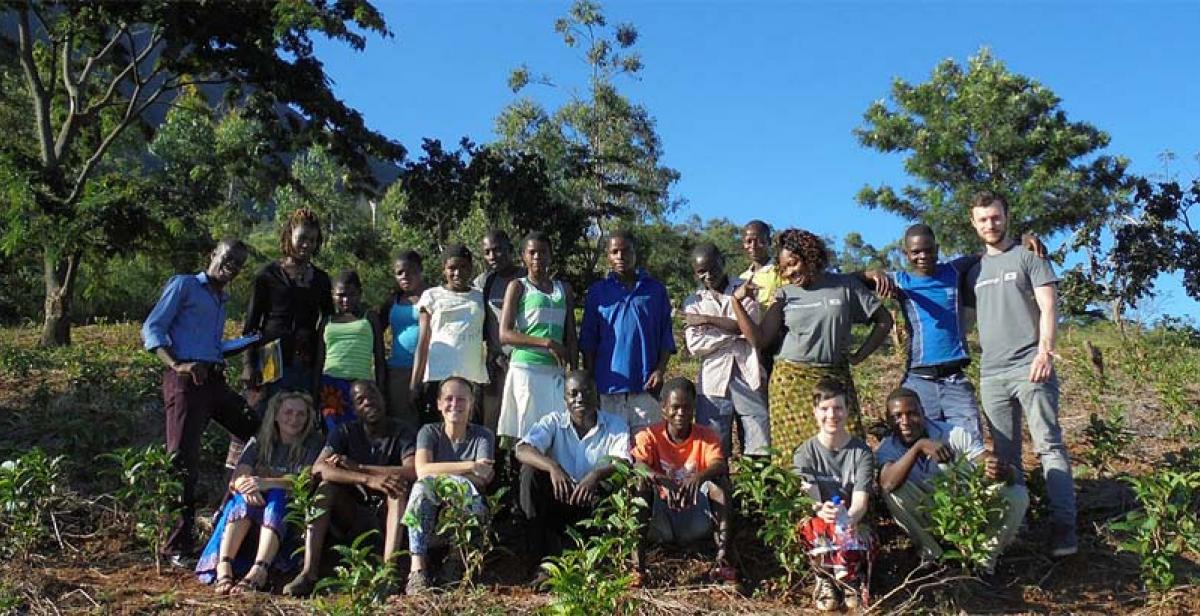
1049, 522, 1078, 557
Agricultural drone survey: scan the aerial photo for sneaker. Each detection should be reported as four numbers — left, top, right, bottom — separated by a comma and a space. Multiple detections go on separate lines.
406, 570, 432, 596
842, 579, 861, 609
165, 553, 197, 570
813, 575, 839, 612
1049, 522, 1078, 557
282, 572, 317, 597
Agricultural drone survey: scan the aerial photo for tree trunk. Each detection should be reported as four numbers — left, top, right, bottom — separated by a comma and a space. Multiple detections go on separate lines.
39, 250, 82, 347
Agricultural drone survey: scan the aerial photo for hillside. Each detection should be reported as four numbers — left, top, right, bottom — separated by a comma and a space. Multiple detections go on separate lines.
1, 320, 1198, 614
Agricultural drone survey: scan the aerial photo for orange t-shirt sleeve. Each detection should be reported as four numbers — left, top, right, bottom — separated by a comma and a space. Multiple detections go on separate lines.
697, 427, 724, 469
631, 428, 657, 469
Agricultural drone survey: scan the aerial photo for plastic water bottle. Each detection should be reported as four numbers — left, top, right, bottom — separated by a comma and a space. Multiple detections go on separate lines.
830, 495, 861, 553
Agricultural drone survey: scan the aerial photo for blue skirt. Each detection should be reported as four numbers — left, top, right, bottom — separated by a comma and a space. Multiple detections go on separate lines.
195, 489, 298, 584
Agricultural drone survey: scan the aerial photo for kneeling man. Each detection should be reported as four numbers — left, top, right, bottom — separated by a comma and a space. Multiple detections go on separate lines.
515, 370, 631, 574
876, 387, 1028, 570
632, 377, 733, 582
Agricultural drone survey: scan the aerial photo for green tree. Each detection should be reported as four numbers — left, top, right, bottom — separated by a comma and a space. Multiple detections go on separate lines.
854, 48, 1128, 255
0, 0, 404, 346
833, 231, 903, 275
496, 0, 680, 282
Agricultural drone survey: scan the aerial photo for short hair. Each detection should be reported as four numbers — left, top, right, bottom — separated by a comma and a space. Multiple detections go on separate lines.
903, 223, 935, 243
661, 377, 697, 401
483, 229, 513, 248
441, 243, 473, 264
743, 220, 771, 237
885, 387, 923, 411
522, 231, 551, 252
564, 369, 593, 388
333, 269, 362, 289
811, 377, 848, 406
777, 228, 829, 273
439, 376, 473, 398
394, 249, 423, 268
691, 242, 722, 262
606, 228, 637, 251
351, 379, 382, 397
279, 208, 323, 258
971, 191, 1009, 213
216, 237, 249, 254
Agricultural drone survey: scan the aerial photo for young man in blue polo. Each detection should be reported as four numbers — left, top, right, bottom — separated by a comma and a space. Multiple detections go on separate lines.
580, 230, 676, 431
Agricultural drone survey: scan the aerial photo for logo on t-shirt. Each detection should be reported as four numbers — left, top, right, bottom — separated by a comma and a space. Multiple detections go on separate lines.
1003, 271, 1018, 282
828, 298, 843, 306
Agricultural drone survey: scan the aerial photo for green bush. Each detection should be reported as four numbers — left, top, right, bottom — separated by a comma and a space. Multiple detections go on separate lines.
102, 445, 182, 573
1082, 410, 1133, 474
0, 449, 67, 558
1110, 469, 1200, 592
920, 456, 1008, 570
731, 452, 814, 587
313, 530, 397, 614
405, 476, 507, 588
284, 467, 325, 558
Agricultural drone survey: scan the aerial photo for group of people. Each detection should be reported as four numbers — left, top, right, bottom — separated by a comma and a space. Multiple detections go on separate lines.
140, 190, 1077, 608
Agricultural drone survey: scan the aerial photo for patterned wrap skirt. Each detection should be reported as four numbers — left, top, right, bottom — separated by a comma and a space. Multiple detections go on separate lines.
768, 361, 864, 466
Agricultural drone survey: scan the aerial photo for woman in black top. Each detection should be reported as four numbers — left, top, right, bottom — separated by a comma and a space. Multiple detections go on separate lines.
241, 208, 334, 414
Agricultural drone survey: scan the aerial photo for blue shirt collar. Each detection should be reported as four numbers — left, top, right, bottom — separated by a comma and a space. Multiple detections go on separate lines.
195, 271, 229, 302
606, 268, 650, 286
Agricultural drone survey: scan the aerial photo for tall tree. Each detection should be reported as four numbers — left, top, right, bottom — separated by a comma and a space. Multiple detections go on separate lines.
854, 48, 1128, 255
496, 0, 679, 282
0, 0, 404, 346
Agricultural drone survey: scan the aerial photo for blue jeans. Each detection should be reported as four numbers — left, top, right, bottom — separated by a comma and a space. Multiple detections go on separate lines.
901, 371, 983, 442
978, 369, 1076, 526
696, 367, 771, 457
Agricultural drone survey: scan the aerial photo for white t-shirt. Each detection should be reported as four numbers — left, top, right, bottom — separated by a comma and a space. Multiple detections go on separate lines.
416, 286, 488, 384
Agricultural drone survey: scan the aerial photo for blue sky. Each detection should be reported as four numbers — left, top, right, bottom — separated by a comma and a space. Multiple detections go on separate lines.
313, 0, 1200, 318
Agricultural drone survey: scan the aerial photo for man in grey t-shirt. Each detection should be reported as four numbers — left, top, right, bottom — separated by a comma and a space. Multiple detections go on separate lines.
966, 192, 1077, 557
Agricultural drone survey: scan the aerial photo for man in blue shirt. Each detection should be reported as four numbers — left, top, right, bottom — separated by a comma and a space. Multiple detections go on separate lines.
141, 238, 259, 565
888, 224, 1044, 440
580, 230, 676, 431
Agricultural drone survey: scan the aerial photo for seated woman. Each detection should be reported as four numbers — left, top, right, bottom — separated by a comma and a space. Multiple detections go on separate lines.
793, 378, 876, 612
195, 391, 324, 594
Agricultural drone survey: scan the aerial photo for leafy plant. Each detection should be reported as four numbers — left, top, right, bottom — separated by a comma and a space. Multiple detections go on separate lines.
0, 448, 67, 558
410, 477, 508, 588
1110, 469, 1200, 592
284, 467, 325, 557
731, 452, 814, 587
542, 460, 647, 616
102, 445, 182, 573
313, 530, 397, 614
920, 456, 1007, 570
1082, 411, 1134, 474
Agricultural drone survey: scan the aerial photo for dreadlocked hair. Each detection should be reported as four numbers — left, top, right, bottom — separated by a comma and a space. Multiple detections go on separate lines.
776, 228, 828, 273
280, 208, 324, 258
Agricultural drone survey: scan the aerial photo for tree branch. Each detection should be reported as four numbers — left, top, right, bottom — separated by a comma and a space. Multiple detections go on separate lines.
58, 24, 138, 160
16, 8, 56, 168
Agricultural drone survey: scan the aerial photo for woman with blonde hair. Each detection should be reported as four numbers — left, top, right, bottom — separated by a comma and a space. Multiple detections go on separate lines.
195, 391, 324, 594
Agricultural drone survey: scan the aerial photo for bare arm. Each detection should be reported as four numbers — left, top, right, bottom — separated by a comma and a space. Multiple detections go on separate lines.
409, 310, 432, 393
849, 307, 893, 365
414, 448, 486, 480
848, 489, 871, 526
1030, 285, 1058, 383
369, 311, 388, 397
563, 283, 579, 371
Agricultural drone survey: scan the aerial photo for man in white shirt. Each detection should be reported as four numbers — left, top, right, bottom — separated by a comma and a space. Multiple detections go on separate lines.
682, 243, 770, 457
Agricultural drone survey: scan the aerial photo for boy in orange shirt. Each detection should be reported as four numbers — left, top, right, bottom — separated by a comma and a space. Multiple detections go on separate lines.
631, 377, 734, 582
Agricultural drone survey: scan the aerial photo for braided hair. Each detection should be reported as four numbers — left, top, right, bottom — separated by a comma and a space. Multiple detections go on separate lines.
279, 208, 323, 259
776, 228, 828, 273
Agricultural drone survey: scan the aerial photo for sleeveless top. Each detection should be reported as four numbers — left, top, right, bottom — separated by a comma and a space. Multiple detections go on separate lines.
387, 301, 420, 368
510, 278, 567, 367
322, 317, 375, 381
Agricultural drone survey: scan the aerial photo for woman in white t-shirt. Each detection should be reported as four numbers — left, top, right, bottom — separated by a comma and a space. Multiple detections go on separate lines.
409, 243, 488, 425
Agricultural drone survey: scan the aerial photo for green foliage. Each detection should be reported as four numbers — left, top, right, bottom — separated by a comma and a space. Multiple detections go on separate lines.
102, 445, 182, 573
731, 453, 814, 586
404, 476, 507, 588
1082, 411, 1133, 474
542, 460, 647, 616
313, 530, 397, 614
284, 468, 325, 558
0, 448, 67, 559
1110, 469, 1200, 592
920, 456, 1007, 570
855, 47, 1128, 255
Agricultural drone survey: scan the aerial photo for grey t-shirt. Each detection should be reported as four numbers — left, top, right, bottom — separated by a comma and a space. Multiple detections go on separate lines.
416, 422, 496, 463
237, 432, 324, 476
792, 435, 875, 502
874, 420, 985, 493
967, 244, 1058, 376
474, 268, 527, 358
775, 273, 882, 366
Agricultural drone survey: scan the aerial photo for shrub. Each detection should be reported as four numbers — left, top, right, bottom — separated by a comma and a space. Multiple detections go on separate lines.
418, 477, 508, 588
313, 530, 396, 614
542, 460, 647, 616
731, 452, 814, 587
0, 449, 67, 558
1110, 469, 1200, 592
920, 456, 1008, 570
1082, 410, 1133, 474
102, 445, 182, 573
284, 467, 325, 557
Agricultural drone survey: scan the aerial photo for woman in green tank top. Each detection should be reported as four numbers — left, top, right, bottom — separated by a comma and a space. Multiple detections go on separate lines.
315, 270, 386, 431
496, 232, 577, 441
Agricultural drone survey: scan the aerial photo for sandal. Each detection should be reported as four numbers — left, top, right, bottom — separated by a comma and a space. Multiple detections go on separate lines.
213, 557, 236, 596
231, 560, 270, 595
